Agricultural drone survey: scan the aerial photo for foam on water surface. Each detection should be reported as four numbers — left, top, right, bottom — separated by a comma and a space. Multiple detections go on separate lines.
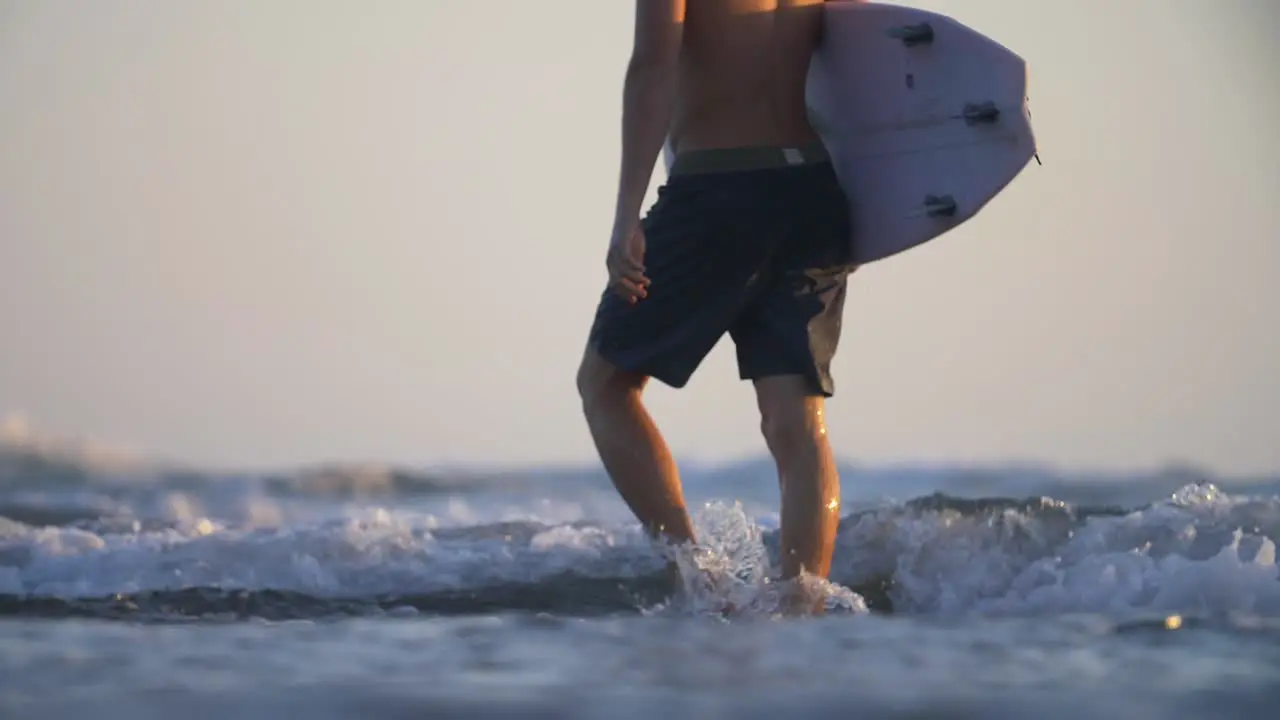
2, 428, 1279, 620
1, 484, 1277, 621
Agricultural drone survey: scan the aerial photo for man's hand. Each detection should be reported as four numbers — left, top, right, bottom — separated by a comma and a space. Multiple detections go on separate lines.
606, 223, 650, 304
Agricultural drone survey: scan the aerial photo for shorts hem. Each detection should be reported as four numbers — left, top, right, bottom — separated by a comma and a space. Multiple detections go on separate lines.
589, 339, 695, 391
739, 369, 835, 398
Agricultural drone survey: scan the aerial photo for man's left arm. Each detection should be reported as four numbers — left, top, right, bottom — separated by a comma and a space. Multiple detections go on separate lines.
610, 0, 685, 244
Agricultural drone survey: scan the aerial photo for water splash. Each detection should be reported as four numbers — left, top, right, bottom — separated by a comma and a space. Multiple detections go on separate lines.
650, 501, 869, 619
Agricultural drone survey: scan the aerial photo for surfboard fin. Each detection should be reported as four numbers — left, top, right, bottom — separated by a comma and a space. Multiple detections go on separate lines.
1026, 105, 1042, 165
887, 23, 934, 47
962, 101, 1001, 125
922, 195, 957, 218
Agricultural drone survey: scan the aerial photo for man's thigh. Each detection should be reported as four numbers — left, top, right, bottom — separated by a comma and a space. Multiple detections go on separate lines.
587, 172, 778, 390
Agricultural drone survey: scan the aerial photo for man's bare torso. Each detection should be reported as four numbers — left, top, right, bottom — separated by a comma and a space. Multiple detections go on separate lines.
670, 0, 826, 153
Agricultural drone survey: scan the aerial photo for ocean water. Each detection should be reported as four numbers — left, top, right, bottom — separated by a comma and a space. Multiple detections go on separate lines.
2, 429, 1279, 718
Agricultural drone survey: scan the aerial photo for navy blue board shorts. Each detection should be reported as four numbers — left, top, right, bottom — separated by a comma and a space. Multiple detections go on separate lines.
588, 143, 855, 397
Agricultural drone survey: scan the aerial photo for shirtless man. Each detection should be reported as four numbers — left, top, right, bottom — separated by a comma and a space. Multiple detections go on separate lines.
576, 0, 852, 583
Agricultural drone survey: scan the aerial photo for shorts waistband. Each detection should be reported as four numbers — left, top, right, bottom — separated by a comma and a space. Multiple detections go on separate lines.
668, 143, 831, 177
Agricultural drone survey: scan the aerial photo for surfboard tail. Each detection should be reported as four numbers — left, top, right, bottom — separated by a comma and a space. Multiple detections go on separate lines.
809, 2, 1039, 265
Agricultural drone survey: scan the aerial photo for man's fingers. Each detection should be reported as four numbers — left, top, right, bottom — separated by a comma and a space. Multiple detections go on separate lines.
620, 268, 650, 286
607, 259, 650, 287
606, 237, 651, 302
611, 276, 648, 302
615, 277, 647, 296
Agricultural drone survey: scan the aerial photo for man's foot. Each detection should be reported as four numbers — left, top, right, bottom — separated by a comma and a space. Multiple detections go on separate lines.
773, 576, 828, 617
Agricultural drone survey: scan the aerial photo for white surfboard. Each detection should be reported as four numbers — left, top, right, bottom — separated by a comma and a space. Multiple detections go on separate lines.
808, 1, 1038, 264
663, 2, 1037, 266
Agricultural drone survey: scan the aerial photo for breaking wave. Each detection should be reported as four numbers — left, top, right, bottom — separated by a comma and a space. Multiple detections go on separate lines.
2, 423, 1279, 621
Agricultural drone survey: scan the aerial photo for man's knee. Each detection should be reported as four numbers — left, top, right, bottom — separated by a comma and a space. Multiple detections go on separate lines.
755, 376, 828, 453
576, 346, 646, 412
759, 403, 826, 453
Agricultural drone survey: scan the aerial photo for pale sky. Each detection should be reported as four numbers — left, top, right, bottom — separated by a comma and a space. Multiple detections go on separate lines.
1, 0, 1277, 474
